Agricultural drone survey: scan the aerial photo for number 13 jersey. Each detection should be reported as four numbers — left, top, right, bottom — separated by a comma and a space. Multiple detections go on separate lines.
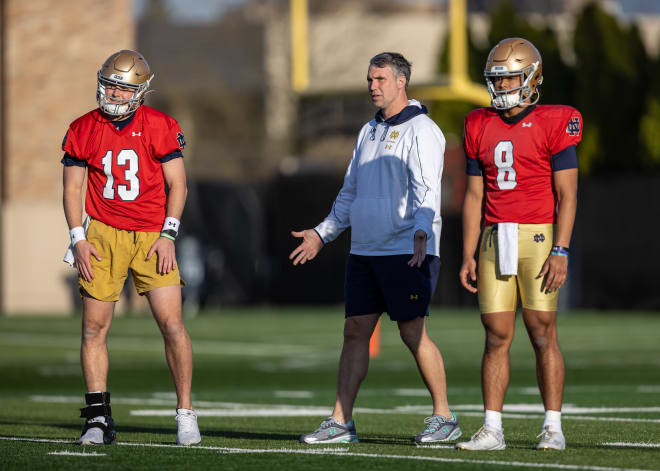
62, 106, 185, 231
463, 104, 582, 225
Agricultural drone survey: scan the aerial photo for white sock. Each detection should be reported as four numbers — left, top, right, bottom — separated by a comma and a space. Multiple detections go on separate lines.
484, 409, 502, 432
543, 410, 562, 432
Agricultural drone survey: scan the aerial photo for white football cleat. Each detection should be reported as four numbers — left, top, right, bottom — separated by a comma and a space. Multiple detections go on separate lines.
537, 426, 565, 450
456, 425, 506, 451
175, 408, 201, 445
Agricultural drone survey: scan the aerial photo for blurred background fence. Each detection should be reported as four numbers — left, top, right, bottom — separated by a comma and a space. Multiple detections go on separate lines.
1, 0, 659, 314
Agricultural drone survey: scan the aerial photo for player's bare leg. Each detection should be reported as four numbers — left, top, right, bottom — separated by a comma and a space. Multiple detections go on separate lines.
80, 295, 115, 391
79, 294, 117, 444
147, 285, 193, 410
398, 317, 451, 417
480, 311, 516, 411
522, 309, 564, 411
332, 313, 380, 424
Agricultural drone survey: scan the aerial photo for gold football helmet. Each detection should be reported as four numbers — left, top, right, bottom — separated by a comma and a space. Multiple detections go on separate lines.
484, 38, 543, 110
96, 50, 153, 117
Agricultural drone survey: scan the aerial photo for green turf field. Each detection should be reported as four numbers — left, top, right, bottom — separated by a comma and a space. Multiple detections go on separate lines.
1, 308, 659, 470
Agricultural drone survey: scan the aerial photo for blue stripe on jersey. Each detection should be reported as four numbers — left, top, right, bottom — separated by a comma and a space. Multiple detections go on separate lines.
61, 152, 87, 167
466, 155, 482, 176
161, 150, 183, 163
551, 145, 578, 171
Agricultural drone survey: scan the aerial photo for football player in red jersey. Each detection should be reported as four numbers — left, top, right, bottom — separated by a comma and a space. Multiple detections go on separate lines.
62, 50, 200, 446
456, 38, 581, 451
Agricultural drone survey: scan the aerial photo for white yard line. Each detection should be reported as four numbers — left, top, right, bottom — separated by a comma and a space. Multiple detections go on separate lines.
602, 442, 660, 448
0, 436, 654, 471
27, 395, 660, 423
48, 451, 106, 456
127, 408, 660, 423
274, 390, 315, 399
0, 332, 316, 357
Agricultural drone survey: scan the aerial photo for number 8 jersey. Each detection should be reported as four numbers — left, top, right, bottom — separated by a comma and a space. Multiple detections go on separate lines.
62, 106, 185, 231
463, 104, 582, 225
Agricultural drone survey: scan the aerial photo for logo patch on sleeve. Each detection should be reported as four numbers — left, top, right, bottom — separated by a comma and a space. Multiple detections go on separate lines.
566, 117, 581, 136
176, 132, 186, 148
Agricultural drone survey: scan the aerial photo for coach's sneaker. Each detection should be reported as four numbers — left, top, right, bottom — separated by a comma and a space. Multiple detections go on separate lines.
78, 415, 116, 445
456, 425, 506, 451
415, 412, 462, 443
300, 417, 358, 444
536, 426, 565, 450
176, 408, 201, 445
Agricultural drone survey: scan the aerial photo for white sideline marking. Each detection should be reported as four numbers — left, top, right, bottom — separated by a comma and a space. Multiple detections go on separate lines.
603, 442, 660, 448
0, 436, 654, 471
48, 451, 106, 456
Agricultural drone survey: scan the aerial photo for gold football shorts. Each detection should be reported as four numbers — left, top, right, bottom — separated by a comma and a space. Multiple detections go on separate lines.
79, 218, 183, 302
477, 223, 558, 313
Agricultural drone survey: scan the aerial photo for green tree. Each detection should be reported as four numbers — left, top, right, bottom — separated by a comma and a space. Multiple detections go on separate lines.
573, 2, 651, 175
487, 1, 573, 106
639, 47, 660, 169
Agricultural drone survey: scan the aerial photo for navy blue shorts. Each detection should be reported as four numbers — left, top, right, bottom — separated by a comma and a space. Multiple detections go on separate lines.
344, 254, 441, 321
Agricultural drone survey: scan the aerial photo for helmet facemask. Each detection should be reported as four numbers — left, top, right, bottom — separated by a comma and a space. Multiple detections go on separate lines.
485, 61, 542, 110
96, 71, 153, 117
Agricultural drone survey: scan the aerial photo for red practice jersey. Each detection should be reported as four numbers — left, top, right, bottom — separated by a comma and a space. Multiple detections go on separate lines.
62, 106, 184, 231
463, 105, 582, 225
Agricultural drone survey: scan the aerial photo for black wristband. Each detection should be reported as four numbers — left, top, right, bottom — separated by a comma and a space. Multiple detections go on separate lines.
552, 245, 570, 253
161, 229, 178, 241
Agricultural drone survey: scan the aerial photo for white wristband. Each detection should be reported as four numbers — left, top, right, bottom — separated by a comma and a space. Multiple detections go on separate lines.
70, 226, 86, 246
162, 217, 180, 233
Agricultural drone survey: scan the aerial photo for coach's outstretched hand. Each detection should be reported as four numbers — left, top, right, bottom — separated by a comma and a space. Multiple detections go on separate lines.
289, 229, 323, 266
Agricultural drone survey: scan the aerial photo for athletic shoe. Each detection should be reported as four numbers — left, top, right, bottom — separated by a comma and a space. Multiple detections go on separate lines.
536, 426, 565, 450
456, 425, 506, 451
300, 417, 358, 444
78, 415, 116, 445
176, 409, 201, 445
414, 412, 462, 443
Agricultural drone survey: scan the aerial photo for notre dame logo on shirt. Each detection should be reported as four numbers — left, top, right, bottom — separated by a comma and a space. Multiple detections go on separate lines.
176, 132, 186, 148
566, 117, 581, 137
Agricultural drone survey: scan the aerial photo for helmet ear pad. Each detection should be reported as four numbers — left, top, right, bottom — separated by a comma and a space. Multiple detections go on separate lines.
96, 50, 153, 117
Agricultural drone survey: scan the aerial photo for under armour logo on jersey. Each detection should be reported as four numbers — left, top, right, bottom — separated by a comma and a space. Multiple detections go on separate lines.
410, 294, 419, 301
522, 122, 532, 127
534, 233, 545, 243
176, 132, 186, 148
132, 131, 141, 137
566, 117, 581, 136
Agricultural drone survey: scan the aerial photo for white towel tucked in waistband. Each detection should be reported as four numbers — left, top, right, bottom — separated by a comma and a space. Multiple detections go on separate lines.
497, 222, 518, 276
63, 216, 90, 267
